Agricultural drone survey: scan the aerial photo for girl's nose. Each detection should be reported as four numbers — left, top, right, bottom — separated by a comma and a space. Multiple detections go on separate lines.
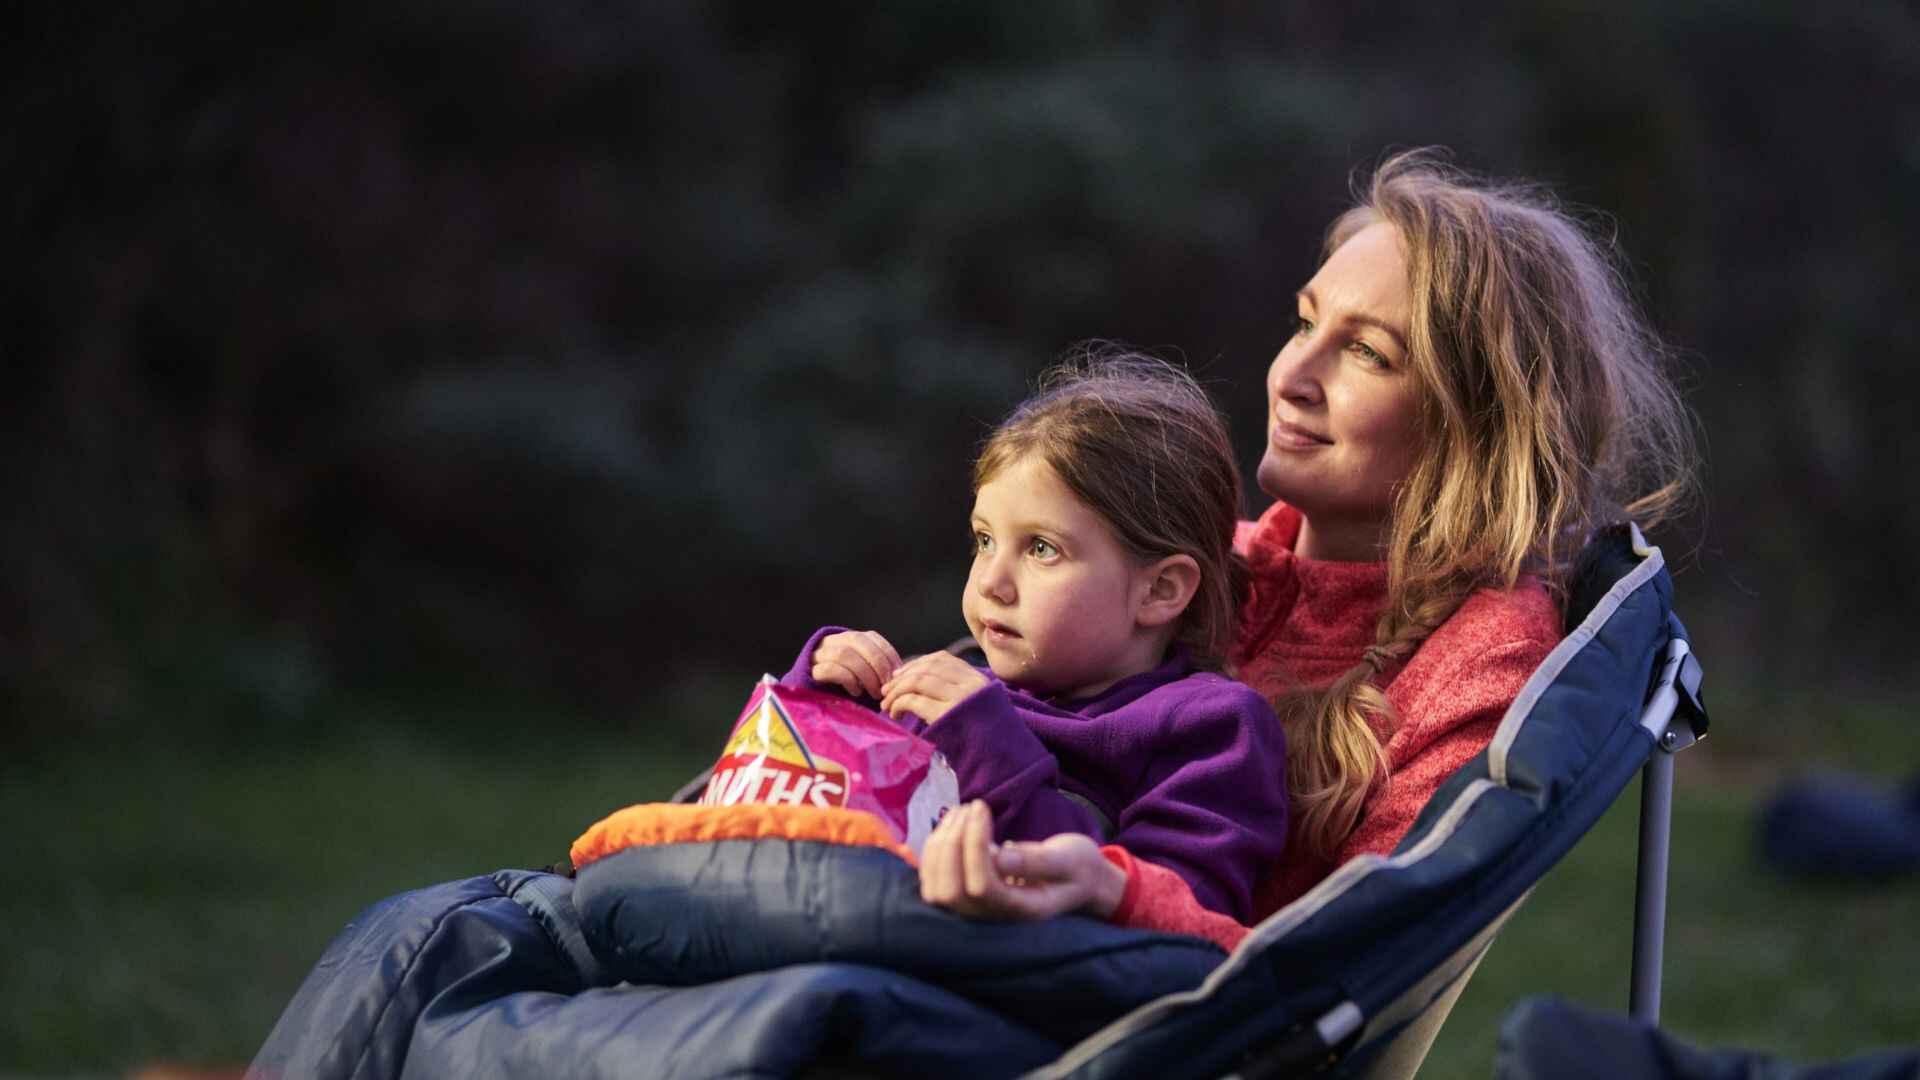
974, 552, 1016, 604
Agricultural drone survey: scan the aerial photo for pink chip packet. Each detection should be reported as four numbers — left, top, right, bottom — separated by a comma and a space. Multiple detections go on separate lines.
698, 675, 959, 855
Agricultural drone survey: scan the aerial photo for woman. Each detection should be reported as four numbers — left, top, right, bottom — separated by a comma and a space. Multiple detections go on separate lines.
919, 149, 1697, 950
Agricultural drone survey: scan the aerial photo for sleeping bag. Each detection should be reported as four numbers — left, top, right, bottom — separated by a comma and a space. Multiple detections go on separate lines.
250, 802, 1226, 1079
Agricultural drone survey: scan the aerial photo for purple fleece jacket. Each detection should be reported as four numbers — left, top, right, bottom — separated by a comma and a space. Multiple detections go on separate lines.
781, 627, 1289, 921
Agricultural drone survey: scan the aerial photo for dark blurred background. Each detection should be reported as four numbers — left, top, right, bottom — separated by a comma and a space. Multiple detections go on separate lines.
9, 0, 1916, 745
4, 2, 1918, 1072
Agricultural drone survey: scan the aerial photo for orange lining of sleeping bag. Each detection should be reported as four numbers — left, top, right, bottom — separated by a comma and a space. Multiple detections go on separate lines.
570, 803, 918, 872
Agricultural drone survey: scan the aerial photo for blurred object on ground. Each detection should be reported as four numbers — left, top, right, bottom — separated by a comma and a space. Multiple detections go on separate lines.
128, 1066, 246, 1080
1761, 770, 1920, 879
1497, 995, 1920, 1080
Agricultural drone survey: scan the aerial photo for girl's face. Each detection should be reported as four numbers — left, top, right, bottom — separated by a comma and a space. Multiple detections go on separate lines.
963, 454, 1159, 700
1256, 221, 1424, 561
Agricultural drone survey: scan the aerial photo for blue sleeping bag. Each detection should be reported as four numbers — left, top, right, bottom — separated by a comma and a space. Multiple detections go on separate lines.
251, 835, 1224, 1078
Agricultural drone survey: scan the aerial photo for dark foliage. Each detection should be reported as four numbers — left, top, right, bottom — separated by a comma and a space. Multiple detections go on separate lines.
6, 1, 1917, 741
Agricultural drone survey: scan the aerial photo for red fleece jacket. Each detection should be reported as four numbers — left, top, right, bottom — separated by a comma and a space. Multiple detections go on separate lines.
1102, 501, 1561, 951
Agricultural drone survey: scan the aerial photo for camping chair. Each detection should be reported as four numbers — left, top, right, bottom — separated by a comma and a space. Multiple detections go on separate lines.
1016, 521, 1707, 1079
250, 523, 1704, 1079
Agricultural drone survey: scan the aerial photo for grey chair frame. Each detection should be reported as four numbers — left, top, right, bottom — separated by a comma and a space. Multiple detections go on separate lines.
1256, 621, 1707, 1080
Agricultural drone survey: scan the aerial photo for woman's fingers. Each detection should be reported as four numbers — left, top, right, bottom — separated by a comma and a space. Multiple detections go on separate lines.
961, 801, 999, 899
921, 802, 985, 913
994, 836, 1088, 884
917, 805, 1114, 922
918, 802, 969, 909
998, 834, 1119, 917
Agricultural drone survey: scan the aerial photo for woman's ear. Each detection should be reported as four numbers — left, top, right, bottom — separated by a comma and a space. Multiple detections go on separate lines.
1135, 554, 1201, 628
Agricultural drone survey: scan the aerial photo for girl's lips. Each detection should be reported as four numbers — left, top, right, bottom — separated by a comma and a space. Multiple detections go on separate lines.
980, 621, 1021, 641
1269, 418, 1332, 450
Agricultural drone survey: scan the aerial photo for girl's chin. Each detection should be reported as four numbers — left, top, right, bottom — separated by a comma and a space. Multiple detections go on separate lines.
986, 658, 1050, 696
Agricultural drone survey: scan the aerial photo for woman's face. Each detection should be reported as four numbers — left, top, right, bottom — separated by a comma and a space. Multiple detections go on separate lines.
1257, 222, 1424, 561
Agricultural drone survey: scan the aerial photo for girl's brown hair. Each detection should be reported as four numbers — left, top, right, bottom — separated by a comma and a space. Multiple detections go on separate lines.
974, 349, 1250, 673
1282, 150, 1701, 858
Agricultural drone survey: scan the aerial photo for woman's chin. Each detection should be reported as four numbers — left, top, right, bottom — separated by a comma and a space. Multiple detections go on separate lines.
1254, 454, 1302, 504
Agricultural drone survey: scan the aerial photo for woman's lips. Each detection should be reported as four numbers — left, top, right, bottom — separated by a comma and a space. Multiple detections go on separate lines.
1269, 418, 1332, 450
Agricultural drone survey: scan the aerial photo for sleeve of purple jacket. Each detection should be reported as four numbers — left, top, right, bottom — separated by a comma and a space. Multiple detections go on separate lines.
1099, 679, 1290, 922
779, 626, 854, 694
919, 675, 1290, 921
916, 678, 1111, 846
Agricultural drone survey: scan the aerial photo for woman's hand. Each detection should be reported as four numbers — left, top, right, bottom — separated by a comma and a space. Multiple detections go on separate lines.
811, 630, 903, 699
918, 800, 1127, 921
879, 651, 989, 724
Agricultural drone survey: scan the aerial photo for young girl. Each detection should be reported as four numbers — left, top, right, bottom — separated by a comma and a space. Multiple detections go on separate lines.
779, 356, 1288, 922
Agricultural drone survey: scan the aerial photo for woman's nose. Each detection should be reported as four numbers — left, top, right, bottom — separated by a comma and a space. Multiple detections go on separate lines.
1268, 340, 1326, 407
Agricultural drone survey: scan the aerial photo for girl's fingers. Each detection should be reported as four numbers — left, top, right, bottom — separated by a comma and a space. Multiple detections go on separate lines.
863, 632, 904, 677
883, 691, 943, 723
881, 653, 927, 694
881, 666, 964, 706
810, 660, 863, 697
818, 640, 880, 697
887, 650, 955, 685
847, 632, 900, 693
879, 667, 927, 714
885, 653, 986, 706
843, 651, 885, 698
821, 631, 900, 697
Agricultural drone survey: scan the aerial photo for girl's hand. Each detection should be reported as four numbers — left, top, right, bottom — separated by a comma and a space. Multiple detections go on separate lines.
919, 800, 1126, 921
811, 630, 902, 699
878, 651, 989, 724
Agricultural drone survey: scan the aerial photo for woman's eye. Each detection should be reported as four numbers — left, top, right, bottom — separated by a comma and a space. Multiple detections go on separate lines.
1292, 315, 1314, 339
1028, 538, 1058, 560
1353, 341, 1391, 369
972, 532, 992, 555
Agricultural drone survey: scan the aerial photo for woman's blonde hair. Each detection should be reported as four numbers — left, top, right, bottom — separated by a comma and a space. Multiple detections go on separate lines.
975, 350, 1249, 673
1283, 149, 1700, 858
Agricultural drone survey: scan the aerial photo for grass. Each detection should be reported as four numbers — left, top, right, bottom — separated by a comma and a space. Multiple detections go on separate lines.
0, 712, 713, 1074
3, 691, 1915, 1075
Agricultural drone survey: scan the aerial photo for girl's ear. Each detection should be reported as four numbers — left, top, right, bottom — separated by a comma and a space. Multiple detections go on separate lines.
1135, 554, 1201, 628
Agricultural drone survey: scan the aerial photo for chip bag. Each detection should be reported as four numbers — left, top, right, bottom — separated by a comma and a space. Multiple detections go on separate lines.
698, 675, 959, 855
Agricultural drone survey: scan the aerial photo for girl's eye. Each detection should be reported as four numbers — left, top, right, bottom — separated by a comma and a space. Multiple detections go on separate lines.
1027, 537, 1058, 560
972, 531, 992, 556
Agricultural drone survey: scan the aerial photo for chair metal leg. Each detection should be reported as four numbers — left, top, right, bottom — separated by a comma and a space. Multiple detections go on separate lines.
1630, 748, 1674, 1024
1628, 628, 1706, 1026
